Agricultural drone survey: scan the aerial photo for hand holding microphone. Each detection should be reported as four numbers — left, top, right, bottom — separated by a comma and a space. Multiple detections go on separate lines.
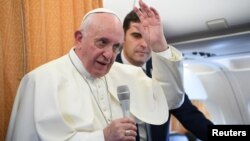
103, 85, 137, 141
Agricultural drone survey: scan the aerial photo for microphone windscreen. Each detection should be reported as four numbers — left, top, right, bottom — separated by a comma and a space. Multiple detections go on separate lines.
117, 85, 130, 101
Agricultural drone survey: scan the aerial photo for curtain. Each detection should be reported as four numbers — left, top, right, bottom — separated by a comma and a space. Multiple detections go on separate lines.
0, 0, 102, 140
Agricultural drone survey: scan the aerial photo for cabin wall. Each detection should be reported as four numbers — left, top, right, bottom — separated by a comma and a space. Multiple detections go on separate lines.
183, 56, 250, 125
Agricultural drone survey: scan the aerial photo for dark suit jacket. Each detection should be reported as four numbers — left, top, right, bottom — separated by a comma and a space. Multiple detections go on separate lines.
116, 53, 213, 141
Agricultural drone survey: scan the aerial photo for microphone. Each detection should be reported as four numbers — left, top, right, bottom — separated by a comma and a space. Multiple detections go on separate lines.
117, 85, 130, 117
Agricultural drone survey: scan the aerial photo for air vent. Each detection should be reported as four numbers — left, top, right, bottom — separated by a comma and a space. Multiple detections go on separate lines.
206, 18, 228, 30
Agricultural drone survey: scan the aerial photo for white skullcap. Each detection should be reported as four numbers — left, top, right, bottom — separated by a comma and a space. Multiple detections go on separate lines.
79, 8, 121, 30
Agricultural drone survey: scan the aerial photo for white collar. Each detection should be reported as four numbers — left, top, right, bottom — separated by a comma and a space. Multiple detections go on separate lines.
121, 50, 147, 70
68, 47, 94, 80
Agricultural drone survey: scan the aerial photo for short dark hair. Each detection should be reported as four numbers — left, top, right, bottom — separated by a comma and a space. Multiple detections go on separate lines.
123, 10, 141, 33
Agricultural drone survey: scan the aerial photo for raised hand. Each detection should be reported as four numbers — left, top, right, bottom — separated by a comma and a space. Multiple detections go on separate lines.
134, 0, 168, 52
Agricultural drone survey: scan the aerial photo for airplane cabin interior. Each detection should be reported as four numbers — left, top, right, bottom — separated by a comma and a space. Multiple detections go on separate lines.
104, 0, 250, 140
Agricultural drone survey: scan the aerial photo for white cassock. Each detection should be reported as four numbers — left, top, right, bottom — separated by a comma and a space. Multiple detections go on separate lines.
6, 46, 184, 141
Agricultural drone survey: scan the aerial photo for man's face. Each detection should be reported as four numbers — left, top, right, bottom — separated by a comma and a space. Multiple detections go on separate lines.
75, 14, 124, 78
123, 22, 151, 67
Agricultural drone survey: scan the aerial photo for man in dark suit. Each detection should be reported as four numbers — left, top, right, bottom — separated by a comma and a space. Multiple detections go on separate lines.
116, 10, 214, 141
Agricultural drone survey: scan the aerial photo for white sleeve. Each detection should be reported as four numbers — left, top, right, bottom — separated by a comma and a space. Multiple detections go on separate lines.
152, 45, 185, 109
155, 45, 183, 61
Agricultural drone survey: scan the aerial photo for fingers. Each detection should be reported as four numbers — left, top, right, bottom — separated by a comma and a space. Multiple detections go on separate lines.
120, 118, 137, 140
124, 129, 137, 140
150, 7, 160, 20
103, 117, 138, 141
137, 0, 155, 18
124, 129, 137, 137
120, 117, 136, 124
138, 0, 149, 12
120, 117, 137, 132
123, 122, 137, 132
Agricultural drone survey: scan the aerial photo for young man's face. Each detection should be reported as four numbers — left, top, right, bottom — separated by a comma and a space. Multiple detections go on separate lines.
123, 22, 151, 67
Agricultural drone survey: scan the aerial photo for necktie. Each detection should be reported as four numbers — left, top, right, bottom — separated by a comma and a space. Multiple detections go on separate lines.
138, 122, 147, 140
135, 68, 151, 141
136, 116, 152, 141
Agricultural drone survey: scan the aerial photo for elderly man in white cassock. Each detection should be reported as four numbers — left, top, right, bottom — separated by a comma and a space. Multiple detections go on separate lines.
6, 0, 184, 141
